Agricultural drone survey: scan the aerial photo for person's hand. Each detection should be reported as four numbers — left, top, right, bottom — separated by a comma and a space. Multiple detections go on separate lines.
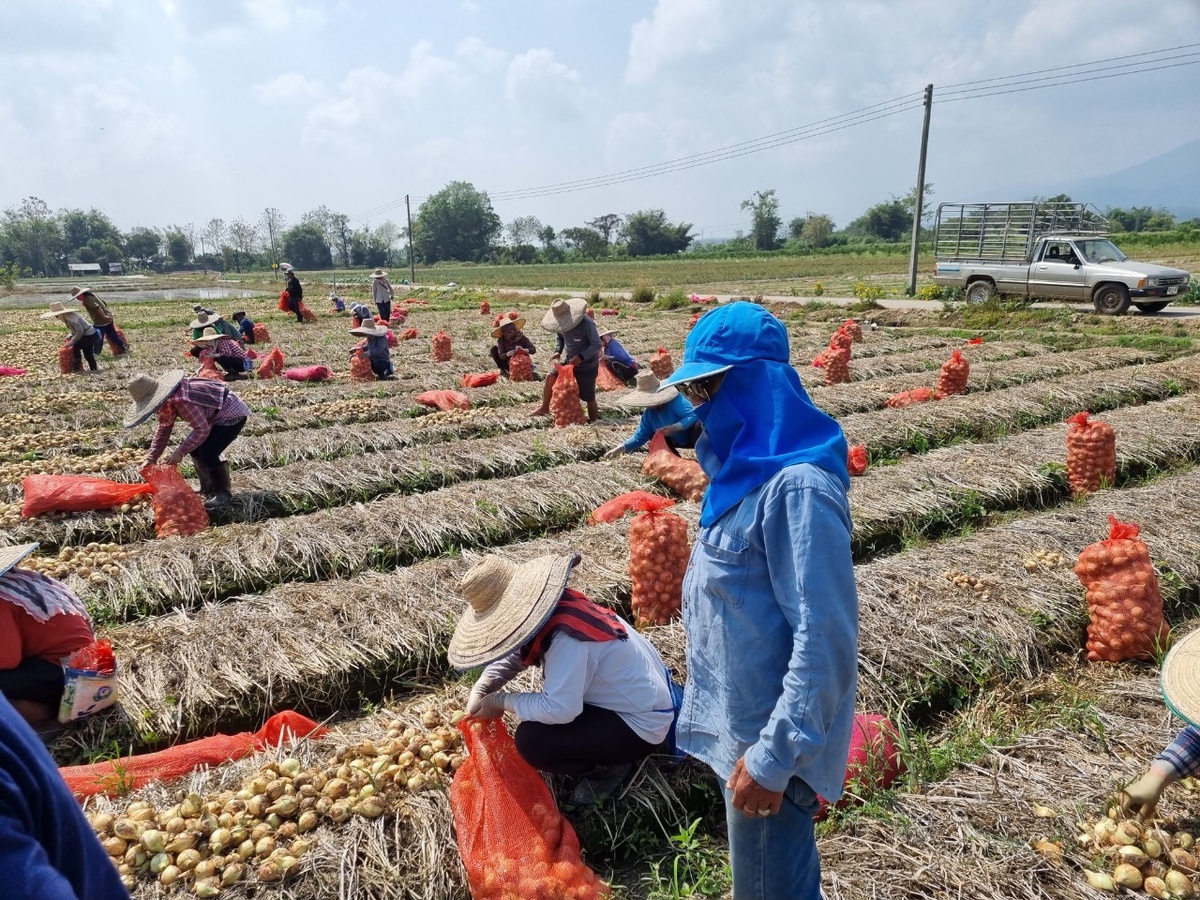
726, 756, 784, 819
506, 350, 516, 359
471, 693, 506, 720
661, 423, 684, 436
1117, 768, 1172, 819
466, 677, 504, 715
603, 446, 625, 460
166, 451, 183, 467
571, 355, 584, 367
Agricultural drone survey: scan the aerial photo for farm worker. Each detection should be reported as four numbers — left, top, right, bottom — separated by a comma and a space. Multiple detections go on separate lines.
349, 302, 375, 327
69, 286, 127, 355
0, 691, 131, 900
597, 328, 639, 385
349, 321, 394, 380
125, 369, 251, 510
192, 326, 252, 382
285, 269, 305, 323
370, 268, 395, 322
530, 298, 601, 423
0, 543, 98, 739
330, 292, 346, 313
489, 315, 538, 379
603, 372, 700, 459
40, 301, 99, 374
189, 309, 242, 343
657, 301, 857, 900
231, 311, 256, 343
449, 552, 678, 805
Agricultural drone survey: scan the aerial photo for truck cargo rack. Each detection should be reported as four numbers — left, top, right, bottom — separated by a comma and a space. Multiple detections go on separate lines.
934, 201, 1109, 263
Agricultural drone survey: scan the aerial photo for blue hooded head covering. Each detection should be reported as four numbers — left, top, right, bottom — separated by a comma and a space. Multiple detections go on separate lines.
660, 302, 849, 526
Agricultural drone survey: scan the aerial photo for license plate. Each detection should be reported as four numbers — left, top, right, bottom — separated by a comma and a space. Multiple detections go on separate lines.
1168, 286, 1179, 295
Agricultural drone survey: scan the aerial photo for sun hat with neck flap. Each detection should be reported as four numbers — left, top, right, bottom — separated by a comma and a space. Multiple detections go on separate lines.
541, 297, 588, 333
124, 370, 186, 428
447, 552, 580, 669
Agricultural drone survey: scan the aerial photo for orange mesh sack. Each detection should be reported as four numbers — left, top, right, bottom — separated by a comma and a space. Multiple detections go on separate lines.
196, 354, 224, 381
847, 444, 868, 477
451, 718, 611, 900
1075, 515, 1167, 663
400, 328, 419, 340
415, 390, 471, 412
298, 300, 317, 322
934, 349, 970, 399
256, 347, 285, 379
648, 347, 674, 380
841, 319, 864, 343
829, 328, 853, 354
818, 347, 851, 385
642, 429, 708, 502
277, 290, 290, 312
589, 490, 674, 525
885, 387, 934, 408
508, 348, 534, 382
104, 327, 130, 355
142, 464, 210, 538
252, 323, 270, 343
433, 330, 453, 362
21, 475, 154, 518
630, 501, 689, 626
550, 364, 587, 427
1066, 411, 1116, 497
58, 343, 74, 374
479, 300, 491, 315
350, 350, 375, 382
595, 359, 626, 391
462, 372, 500, 388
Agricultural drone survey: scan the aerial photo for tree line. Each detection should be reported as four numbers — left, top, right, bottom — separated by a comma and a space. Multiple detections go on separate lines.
1, 185, 1193, 279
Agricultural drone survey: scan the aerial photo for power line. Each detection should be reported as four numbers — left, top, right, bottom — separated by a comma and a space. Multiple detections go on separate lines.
938, 41, 1200, 89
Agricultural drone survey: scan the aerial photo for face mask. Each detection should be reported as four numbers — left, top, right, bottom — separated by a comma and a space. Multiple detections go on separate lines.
694, 432, 722, 478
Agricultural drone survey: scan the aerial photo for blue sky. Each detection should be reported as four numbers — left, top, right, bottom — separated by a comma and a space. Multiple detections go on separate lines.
2, 0, 1198, 241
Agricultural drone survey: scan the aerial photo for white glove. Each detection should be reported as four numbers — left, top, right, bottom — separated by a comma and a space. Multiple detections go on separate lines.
603, 445, 626, 460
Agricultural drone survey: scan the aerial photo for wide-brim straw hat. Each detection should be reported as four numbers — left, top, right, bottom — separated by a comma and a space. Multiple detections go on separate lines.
124, 370, 186, 428
619, 371, 678, 408
492, 317, 527, 339
192, 327, 223, 343
597, 328, 617, 339
189, 311, 223, 330
1162, 629, 1200, 726
448, 553, 579, 669
0, 543, 38, 578
69, 286, 95, 299
349, 322, 388, 337
371, 268, 388, 278
541, 297, 588, 333
40, 301, 74, 319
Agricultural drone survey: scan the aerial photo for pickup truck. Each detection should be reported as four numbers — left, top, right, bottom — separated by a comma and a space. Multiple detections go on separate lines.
932, 201, 1191, 314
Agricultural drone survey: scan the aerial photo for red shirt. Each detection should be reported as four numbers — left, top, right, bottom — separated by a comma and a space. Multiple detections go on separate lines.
0, 602, 94, 669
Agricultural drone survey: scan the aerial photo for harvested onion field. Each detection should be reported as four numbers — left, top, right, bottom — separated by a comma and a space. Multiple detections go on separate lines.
6, 281, 1200, 900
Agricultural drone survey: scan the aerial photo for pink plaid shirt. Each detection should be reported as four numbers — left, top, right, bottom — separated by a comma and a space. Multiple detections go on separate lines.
209, 337, 247, 360
147, 378, 251, 462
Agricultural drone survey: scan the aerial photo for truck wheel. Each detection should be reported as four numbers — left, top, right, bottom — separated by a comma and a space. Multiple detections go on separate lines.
965, 281, 995, 305
1092, 284, 1131, 315
1134, 301, 1170, 314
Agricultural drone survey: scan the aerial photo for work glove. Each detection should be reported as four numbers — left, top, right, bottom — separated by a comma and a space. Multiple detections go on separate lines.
472, 693, 506, 720
467, 666, 514, 715
603, 445, 626, 460
1117, 767, 1173, 819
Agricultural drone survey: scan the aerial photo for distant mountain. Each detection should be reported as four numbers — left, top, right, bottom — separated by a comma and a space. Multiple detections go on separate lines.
1059, 140, 1200, 221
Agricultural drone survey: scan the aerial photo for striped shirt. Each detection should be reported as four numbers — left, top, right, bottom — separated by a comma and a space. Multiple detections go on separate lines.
148, 378, 251, 461
1157, 726, 1200, 778
210, 337, 247, 360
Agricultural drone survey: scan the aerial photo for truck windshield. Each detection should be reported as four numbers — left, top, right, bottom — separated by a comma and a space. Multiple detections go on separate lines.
1077, 239, 1128, 265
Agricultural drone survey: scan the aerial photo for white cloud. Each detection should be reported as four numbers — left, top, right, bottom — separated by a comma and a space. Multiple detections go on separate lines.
505, 49, 585, 118
157, 0, 324, 40
455, 36, 507, 74
625, 0, 730, 86
251, 72, 328, 105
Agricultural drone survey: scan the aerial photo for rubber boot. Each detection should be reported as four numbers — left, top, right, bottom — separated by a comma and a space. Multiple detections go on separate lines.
192, 459, 216, 497
204, 462, 233, 510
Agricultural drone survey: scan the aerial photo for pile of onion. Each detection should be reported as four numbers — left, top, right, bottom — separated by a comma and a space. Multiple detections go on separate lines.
642, 430, 707, 502
479, 300, 491, 315
630, 504, 689, 626
1074, 813, 1198, 897
1066, 411, 1116, 497
508, 348, 534, 382
934, 349, 970, 399
649, 347, 675, 380
349, 351, 374, 382
841, 319, 863, 343
550, 364, 587, 427
432, 331, 453, 362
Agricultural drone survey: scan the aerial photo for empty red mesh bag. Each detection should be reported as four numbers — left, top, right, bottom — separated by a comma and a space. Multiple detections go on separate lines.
59, 711, 327, 799
601, 308, 621, 316
284, 365, 332, 382
841, 319, 863, 343
400, 328, 419, 340
934, 349, 970, 399
21, 475, 154, 518
643, 429, 708, 502
252, 323, 270, 343
1075, 515, 1168, 663
195, 354, 224, 381
432, 330, 453, 362
479, 300, 491, 315
829, 328, 853, 354
142, 464, 210, 538
885, 387, 935, 408
462, 372, 500, 388
256, 347, 285, 379
588, 491, 674, 525
648, 347, 674, 380
847, 444, 868, 477
629, 502, 690, 626
550, 364, 586, 427
277, 290, 290, 312
1066, 411, 1116, 497
57, 344, 74, 374
451, 718, 610, 900
415, 390, 471, 412
508, 348, 534, 382
595, 359, 626, 391
815, 714, 904, 819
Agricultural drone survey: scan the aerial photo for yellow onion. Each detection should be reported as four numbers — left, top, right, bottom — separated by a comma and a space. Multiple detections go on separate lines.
158, 864, 182, 887
1166, 869, 1195, 898
1112, 863, 1143, 890
1144, 876, 1168, 898
1083, 870, 1116, 892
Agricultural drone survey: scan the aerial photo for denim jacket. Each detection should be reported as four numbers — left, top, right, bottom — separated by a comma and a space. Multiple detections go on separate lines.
678, 462, 858, 799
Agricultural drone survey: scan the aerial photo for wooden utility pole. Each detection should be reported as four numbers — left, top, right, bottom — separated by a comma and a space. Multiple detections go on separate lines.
907, 84, 934, 296
405, 194, 415, 285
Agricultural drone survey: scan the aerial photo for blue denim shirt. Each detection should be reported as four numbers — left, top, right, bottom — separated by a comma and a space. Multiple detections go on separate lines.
622, 394, 699, 452
678, 462, 858, 799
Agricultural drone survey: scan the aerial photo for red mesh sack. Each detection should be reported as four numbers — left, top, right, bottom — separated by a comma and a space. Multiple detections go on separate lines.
284, 365, 333, 382
847, 444, 868, 477
0, 367, 27, 376
642, 429, 708, 502
1066, 411, 1116, 497
59, 711, 327, 799
600, 308, 621, 316
21, 475, 154, 518
479, 300, 491, 315
815, 714, 904, 819
934, 349, 970, 399
385, 328, 399, 348
196, 354, 224, 381
278, 290, 290, 312
252, 322, 270, 343
629, 501, 689, 627
595, 359, 626, 391
104, 327, 130, 354
1075, 515, 1168, 663
256, 346, 285, 379
585, 308, 595, 320
842, 319, 864, 343
415, 390, 471, 412
816, 347, 851, 385
400, 328, 419, 341
829, 328, 853, 354
649, 347, 674, 380
462, 372, 500, 388
451, 718, 610, 900
390, 310, 407, 325
141, 464, 210, 538
550, 364, 586, 427
432, 330, 453, 362
885, 387, 935, 408
687, 310, 703, 331
298, 300, 317, 322
58, 343, 74, 374
349, 350, 374, 382
588, 491, 674, 525
508, 348, 534, 382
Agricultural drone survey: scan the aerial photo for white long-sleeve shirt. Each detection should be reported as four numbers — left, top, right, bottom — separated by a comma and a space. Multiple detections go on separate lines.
486, 622, 674, 745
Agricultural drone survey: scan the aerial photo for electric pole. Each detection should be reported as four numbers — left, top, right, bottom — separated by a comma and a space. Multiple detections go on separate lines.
907, 84, 933, 296
405, 194, 415, 286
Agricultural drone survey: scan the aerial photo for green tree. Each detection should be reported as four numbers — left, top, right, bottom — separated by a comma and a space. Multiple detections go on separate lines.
411, 181, 501, 263
0, 197, 62, 276
587, 213, 622, 245
329, 212, 352, 267
740, 189, 782, 250
801, 213, 836, 248
124, 227, 162, 268
620, 209, 694, 257
846, 197, 909, 242
60, 208, 122, 259
787, 216, 806, 240
350, 224, 391, 268
505, 215, 542, 247
561, 226, 607, 260
163, 228, 193, 268
281, 222, 333, 269
226, 218, 259, 271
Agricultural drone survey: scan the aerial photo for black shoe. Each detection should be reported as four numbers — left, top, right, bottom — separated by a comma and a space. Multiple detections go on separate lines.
570, 764, 633, 805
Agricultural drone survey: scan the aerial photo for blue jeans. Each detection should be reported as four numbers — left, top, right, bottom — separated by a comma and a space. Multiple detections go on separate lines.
722, 776, 821, 900
95, 322, 126, 353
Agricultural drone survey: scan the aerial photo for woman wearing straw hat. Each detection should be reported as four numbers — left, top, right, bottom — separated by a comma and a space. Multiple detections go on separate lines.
189, 309, 242, 343
125, 369, 251, 509
530, 298, 601, 422
597, 328, 639, 386
0, 543, 99, 737
349, 320, 395, 380
70, 286, 127, 356
192, 326, 252, 382
602, 372, 700, 460
370, 268, 395, 322
41, 302, 100, 374
489, 315, 538, 379
450, 552, 677, 805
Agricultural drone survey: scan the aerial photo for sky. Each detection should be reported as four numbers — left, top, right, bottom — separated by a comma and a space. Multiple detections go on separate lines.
2, 0, 1198, 242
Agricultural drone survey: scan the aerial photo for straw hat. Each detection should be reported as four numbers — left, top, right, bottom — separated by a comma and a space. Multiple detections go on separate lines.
69, 286, 95, 300
541, 298, 588, 333
491, 316, 527, 339
447, 553, 579, 669
1162, 629, 1200, 726
192, 327, 223, 343
371, 268, 388, 279
619, 371, 678, 408
124, 370, 186, 428
597, 328, 617, 339
350, 322, 388, 337
190, 310, 223, 330
0, 543, 38, 579
40, 301, 75, 319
